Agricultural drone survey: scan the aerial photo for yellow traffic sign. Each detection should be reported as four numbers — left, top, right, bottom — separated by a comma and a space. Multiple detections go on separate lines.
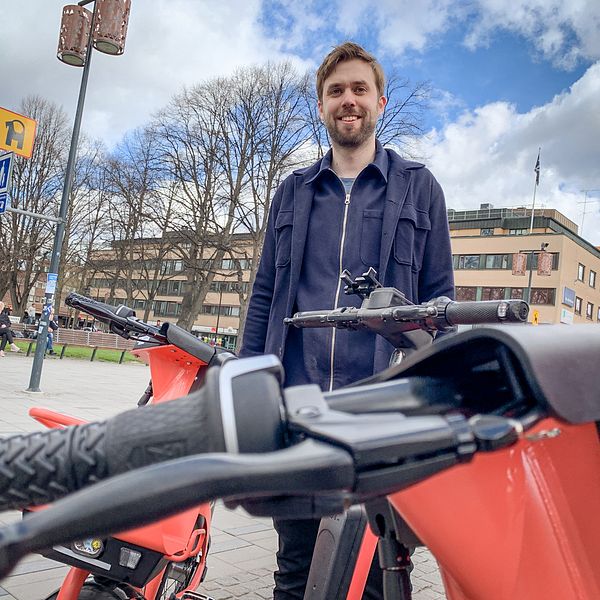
532, 309, 540, 325
0, 107, 37, 159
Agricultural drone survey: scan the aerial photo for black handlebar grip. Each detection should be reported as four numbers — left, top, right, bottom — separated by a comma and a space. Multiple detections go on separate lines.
0, 384, 224, 511
0, 366, 286, 512
444, 300, 529, 326
65, 293, 134, 324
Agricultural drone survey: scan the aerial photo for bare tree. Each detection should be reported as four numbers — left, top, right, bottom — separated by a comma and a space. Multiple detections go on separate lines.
0, 96, 69, 315
96, 127, 163, 306
376, 74, 431, 156
53, 137, 111, 318
152, 71, 263, 330
233, 62, 312, 347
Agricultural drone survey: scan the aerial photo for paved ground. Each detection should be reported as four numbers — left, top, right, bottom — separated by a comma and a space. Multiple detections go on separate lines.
0, 353, 446, 599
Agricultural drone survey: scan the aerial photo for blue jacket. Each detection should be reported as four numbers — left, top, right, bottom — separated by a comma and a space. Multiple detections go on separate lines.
240, 146, 455, 375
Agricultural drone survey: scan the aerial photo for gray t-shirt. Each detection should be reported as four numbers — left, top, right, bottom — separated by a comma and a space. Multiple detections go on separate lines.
340, 177, 355, 195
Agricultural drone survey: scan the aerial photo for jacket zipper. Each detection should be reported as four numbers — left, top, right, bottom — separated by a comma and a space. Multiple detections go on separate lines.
328, 190, 352, 392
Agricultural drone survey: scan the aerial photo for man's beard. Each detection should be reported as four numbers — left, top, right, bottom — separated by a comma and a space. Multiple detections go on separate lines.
325, 110, 377, 148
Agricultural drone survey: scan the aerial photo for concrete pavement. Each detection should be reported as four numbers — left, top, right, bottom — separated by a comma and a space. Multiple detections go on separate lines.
0, 353, 446, 599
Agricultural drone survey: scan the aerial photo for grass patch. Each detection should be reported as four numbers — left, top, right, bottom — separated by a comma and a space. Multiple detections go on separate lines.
13, 340, 142, 364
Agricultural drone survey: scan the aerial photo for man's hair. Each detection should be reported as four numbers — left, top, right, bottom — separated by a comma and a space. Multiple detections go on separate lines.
316, 42, 385, 101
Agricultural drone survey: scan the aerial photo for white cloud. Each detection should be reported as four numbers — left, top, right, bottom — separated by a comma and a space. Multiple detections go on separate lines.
464, 0, 600, 67
0, 0, 310, 148
418, 61, 600, 243
331, 0, 600, 67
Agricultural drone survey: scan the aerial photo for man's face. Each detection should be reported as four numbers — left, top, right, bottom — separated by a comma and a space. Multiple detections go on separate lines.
318, 59, 387, 149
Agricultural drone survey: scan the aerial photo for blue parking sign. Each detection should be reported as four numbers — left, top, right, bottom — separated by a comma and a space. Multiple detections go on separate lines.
0, 192, 6, 214
0, 153, 13, 193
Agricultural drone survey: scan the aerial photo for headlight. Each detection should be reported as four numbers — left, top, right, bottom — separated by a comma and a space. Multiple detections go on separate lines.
72, 538, 104, 558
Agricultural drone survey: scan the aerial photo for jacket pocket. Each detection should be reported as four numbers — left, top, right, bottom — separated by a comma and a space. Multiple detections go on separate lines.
360, 209, 384, 267
275, 210, 293, 267
393, 205, 431, 271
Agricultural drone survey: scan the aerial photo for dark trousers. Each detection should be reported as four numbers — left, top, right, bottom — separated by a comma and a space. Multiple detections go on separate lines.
0, 329, 15, 351
273, 517, 383, 600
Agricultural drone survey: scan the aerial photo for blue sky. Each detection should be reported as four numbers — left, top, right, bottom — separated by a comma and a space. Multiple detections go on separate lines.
1, 0, 600, 241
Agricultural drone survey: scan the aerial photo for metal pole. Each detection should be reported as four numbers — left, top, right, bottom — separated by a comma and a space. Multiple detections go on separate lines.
524, 243, 548, 305
528, 179, 538, 234
27, 4, 96, 392
525, 249, 535, 304
529, 147, 540, 234
215, 288, 223, 342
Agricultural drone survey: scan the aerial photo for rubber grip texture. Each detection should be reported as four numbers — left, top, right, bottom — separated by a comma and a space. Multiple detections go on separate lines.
445, 300, 528, 325
0, 422, 108, 510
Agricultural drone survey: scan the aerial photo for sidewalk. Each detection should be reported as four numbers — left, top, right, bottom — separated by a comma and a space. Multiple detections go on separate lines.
0, 354, 446, 599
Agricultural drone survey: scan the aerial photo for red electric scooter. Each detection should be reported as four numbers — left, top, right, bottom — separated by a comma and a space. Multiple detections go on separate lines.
26, 293, 233, 600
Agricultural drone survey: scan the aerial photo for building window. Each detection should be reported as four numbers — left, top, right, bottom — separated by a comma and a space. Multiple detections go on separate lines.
481, 287, 506, 300
456, 287, 477, 301
510, 288, 523, 300
484, 254, 510, 269
480, 228, 494, 236
530, 288, 555, 305
597, 306, 600, 322
575, 296, 582, 315
457, 255, 481, 269
577, 263, 585, 281
586, 302, 594, 320
589, 270, 596, 288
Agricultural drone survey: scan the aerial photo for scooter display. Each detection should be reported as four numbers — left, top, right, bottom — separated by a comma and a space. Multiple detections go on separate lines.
0, 290, 598, 599
24, 292, 234, 600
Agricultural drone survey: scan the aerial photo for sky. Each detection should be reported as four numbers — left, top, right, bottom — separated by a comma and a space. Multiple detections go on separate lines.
1, 0, 600, 243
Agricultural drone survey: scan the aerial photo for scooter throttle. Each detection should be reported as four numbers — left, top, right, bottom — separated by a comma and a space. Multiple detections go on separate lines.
444, 299, 529, 325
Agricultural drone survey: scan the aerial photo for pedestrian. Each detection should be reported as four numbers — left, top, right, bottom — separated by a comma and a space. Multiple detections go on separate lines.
240, 42, 454, 599
46, 309, 59, 356
0, 301, 21, 356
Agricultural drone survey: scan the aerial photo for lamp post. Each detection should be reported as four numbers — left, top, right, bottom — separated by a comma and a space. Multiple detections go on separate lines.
524, 242, 549, 305
214, 287, 223, 344
27, 0, 131, 392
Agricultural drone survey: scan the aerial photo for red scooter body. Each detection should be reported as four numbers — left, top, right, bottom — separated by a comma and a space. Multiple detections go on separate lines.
29, 342, 213, 600
389, 417, 600, 600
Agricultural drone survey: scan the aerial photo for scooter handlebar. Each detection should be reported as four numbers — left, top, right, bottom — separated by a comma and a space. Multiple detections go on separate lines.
0, 389, 220, 511
442, 299, 529, 326
65, 293, 163, 340
0, 361, 286, 512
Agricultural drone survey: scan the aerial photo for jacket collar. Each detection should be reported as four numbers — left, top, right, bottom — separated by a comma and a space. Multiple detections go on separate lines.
301, 139, 391, 184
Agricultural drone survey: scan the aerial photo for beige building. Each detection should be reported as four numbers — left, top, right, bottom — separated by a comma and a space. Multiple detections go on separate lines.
89, 237, 254, 350
449, 205, 600, 325
86, 205, 600, 348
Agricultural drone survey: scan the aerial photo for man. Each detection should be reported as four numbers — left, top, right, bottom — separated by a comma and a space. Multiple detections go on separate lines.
241, 42, 454, 599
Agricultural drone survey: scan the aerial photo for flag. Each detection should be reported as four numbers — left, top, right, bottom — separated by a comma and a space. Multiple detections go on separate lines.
534, 149, 540, 186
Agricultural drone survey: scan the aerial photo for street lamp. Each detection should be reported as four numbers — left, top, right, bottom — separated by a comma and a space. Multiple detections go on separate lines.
27, 0, 131, 392
524, 242, 549, 305
214, 287, 223, 344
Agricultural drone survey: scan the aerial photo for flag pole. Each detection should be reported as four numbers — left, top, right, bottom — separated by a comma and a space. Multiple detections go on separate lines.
529, 147, 541, 234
